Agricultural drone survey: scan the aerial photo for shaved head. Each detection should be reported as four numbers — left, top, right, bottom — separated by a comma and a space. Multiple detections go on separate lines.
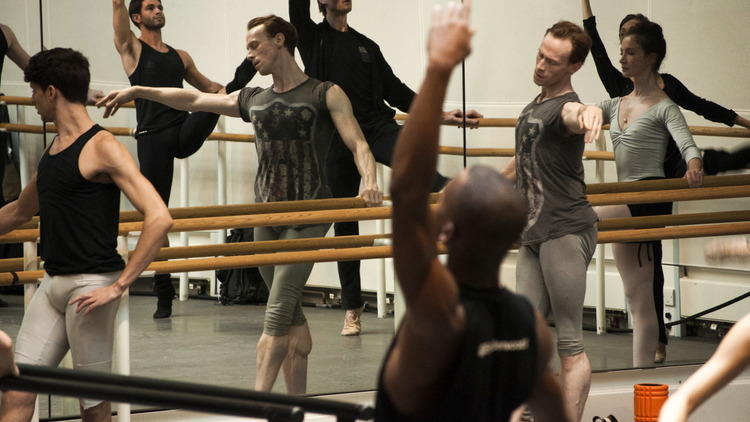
442, 165, 527, 262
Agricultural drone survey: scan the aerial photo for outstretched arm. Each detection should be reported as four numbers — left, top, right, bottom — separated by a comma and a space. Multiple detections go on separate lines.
561, 102, 603, 143
177, 50, 224, 94
1, 24, 31, 70
659, 313, 750, 422
662, 74, 745, 128
580, 4, 632, 98
581, 0, 593, 19
97, 86, 241, 118
289, 0, 318, 68
326, 85, 382, 206
70, 135, 173, 315
112, 0, 141, 75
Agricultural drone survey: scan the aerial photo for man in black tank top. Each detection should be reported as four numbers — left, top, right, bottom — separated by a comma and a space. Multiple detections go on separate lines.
113, 0, 258, 318
0, 48, 172, 422
379, 3, 569, 421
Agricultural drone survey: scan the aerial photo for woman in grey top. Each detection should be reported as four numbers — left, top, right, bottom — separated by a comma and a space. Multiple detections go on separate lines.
596, 21, 703, 367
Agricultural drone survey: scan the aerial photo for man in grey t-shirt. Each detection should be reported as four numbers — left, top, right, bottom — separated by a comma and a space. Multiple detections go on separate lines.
99, 14, 382, 395
502, 21, 602, 422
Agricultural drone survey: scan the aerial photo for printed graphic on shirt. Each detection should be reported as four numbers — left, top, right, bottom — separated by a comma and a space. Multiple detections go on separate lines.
250, 100, 322, 203
477, 338, 530, 358
516, 111, 545, 231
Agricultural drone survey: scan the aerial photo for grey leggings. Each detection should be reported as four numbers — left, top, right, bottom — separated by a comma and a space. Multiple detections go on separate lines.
254, 224, 331, 336
14, 272, 121, 409
516, 226, 597, 357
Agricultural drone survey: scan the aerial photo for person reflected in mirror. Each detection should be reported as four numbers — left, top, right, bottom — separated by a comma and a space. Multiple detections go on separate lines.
112, 0, 258, 319
98, 14, 383, 394
501, 20, 602, 422
289, 0, 483, 336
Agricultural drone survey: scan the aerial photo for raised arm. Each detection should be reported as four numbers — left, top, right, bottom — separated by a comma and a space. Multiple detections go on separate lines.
580, 6, 632, 98
561, 102, 603, 143
661, 74, 747, 128
177, 49, 224, 94
70, 135, 172, 315
526, 312, 572, 422
288, 0, 318, 68
98, 86, 241, 118
664, 104, 703, 187
390, 1, 473, 305
112, 0, 141, 75
659, 313, 750, 422
1, 24, 31, 70
0, 174, 39, 235
325, 85, 382, 206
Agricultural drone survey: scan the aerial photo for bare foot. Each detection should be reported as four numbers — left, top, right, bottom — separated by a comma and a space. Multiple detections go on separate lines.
705, 237, 750, 261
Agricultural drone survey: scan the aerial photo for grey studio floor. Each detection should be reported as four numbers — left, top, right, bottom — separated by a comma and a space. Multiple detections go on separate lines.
0, 292, 718, 420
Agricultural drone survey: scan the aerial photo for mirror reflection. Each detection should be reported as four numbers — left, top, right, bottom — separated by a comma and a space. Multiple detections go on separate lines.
1, 0, 749, 420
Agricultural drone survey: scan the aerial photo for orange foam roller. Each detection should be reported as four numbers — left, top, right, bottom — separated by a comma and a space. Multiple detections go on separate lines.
634, 383, 669, 422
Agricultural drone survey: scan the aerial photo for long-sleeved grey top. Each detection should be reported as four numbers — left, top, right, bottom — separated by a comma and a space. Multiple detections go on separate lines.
598, 97, 702, 182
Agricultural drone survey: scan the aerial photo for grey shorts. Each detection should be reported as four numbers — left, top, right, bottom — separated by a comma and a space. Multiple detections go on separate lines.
14, 272, 121, 409
516, 226, 597, 357
254, 224, 331, 336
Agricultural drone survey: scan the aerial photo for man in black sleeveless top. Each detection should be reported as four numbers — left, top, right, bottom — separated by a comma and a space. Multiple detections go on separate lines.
113, 0, 257, 319
0, 48, 172, 422
290, 0, 485, 336
378, 3, 569, 421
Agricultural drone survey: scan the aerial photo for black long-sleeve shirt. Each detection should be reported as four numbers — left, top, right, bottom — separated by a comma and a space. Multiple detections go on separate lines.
583, 16, 738, 127
289, 0, 415, 124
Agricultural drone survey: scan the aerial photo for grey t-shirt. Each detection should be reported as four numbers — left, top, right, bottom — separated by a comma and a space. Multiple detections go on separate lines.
598, 97, 701, 182
515, 92, 597, 245
238, 78, 335, 203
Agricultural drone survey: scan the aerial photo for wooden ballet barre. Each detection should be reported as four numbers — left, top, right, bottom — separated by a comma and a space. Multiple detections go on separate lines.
586, 174, 750, 194
5, 219, 750, 285
598, 210, 750, 231
598, 221, 750, 244
0, 234, 392, 272
3, 184, 750, 243
587, 185, 750, 206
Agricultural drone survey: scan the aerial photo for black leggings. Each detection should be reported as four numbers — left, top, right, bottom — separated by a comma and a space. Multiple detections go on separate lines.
136, 111, 220, 203
327, 118, 449, 310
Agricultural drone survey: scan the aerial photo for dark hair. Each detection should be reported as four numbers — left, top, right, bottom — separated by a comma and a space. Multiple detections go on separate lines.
545, 21, 592, 64
453, 166, 527, 257
317, 1, 326, 15
24, 48, 90, 104
247, 15, 298, 55
128, 0, 162, 27
619, 13, 649, 31
623, 21, 667, 72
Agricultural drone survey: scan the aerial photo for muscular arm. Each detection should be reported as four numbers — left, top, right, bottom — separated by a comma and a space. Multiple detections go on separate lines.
98, 86, 241, 118
325, 85, 382, 206
1, 24, 31, 70
112, 0, 141, 75
70, 135, 172, 315
561, 102, 603, 143
0, 175, 38, 235
527, 312, 571, 422
659, 313, 750, 422
177, 50, 223, 94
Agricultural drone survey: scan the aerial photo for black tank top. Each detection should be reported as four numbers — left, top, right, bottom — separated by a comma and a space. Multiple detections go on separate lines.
37, 125, 125, 276
128, 39, 188, 135
375, 285, 538, 422
0, 28, 8, 82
